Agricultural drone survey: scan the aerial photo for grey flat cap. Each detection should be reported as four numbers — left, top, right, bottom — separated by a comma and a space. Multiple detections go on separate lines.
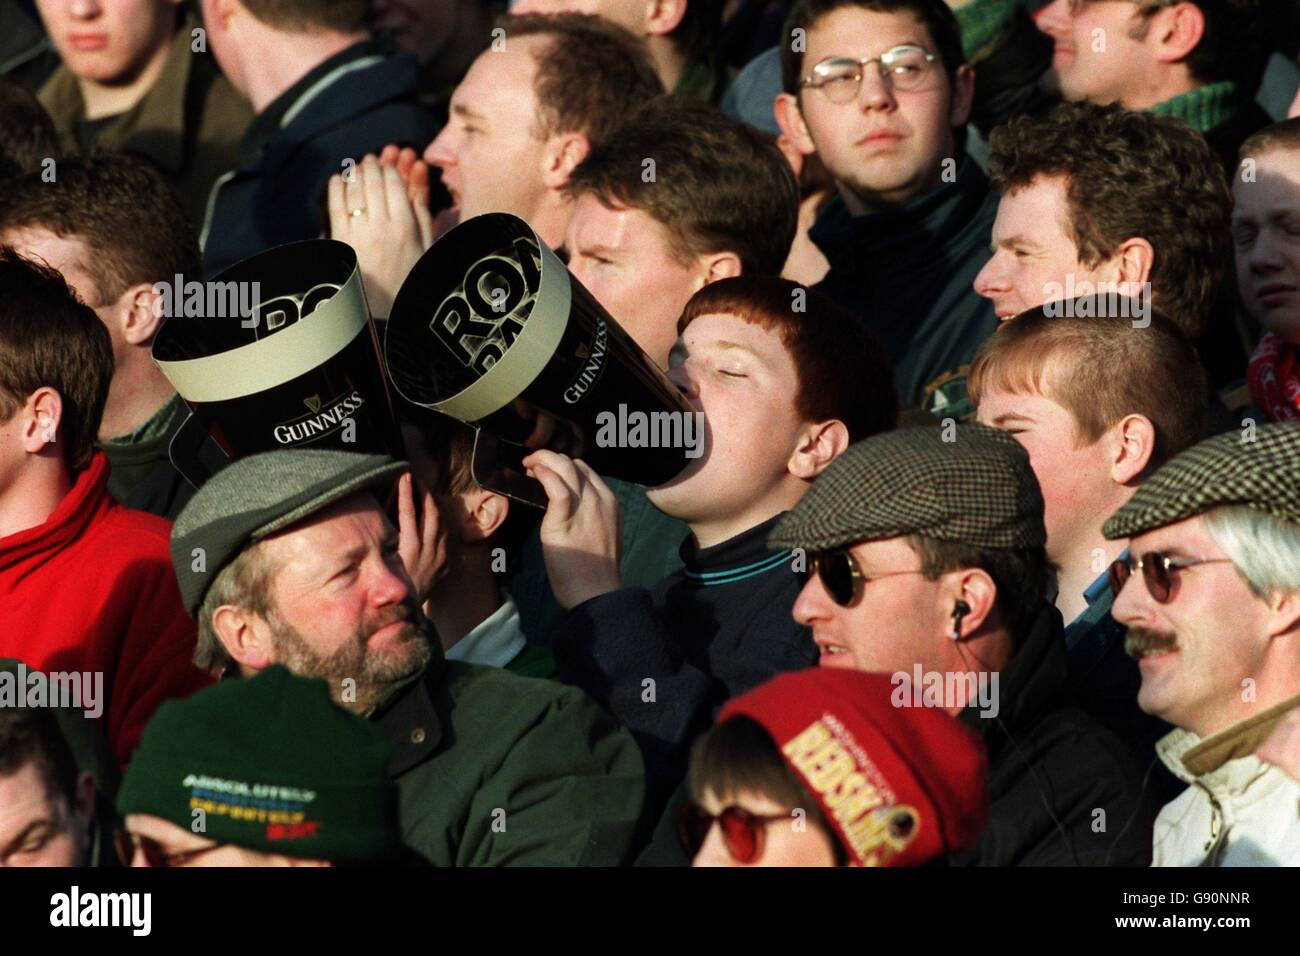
1103, 422, 1300, 540
770, 424, 1046, 552
170, 449, 408, 616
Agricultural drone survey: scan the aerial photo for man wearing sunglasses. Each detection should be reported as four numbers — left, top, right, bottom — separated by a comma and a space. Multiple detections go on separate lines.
771, 423, 1154, 865
1101, 421, 1300, 866
773, 0, 998, 419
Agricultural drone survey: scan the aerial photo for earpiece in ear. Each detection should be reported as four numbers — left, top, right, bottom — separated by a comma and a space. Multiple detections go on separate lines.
950, 600, 971, 641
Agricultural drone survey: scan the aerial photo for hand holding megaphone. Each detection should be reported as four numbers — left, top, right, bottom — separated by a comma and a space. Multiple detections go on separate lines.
522, 449, 624, 610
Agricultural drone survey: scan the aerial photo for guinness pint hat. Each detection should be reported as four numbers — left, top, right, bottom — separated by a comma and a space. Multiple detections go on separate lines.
1103, 421, 1300, 540
770, 424, 1046, 552
170, 449, 408, 616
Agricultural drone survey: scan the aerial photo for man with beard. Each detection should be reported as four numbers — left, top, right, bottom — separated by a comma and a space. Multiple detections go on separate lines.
1103, 421, 1300, 865
168, 448, 646, 866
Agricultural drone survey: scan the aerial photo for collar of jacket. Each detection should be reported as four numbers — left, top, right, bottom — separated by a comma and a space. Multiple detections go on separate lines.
0, 451, 111, 581
679, 511, 792, 586
1158, 691, 1300, 784
809, 152, 990, 264
368, 637, 449, 776
957, 600, 1069, 742
38, 15, 201, 172
236, 38, 414, 172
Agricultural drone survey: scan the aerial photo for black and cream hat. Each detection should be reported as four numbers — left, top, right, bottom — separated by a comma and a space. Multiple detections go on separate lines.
770, 424, 1046, 552
1103, 422, 1300, 540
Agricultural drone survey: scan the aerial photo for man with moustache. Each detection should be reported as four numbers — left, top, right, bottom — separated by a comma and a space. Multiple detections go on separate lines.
168, 448, 647, 866
1103, 422, 1300, 865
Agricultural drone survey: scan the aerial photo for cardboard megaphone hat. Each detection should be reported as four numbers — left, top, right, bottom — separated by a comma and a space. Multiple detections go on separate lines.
384, 213, 698, 507
151, 240, 404, 488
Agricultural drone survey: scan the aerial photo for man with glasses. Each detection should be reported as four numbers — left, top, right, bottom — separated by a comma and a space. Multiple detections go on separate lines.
116, 666, 411, 867
770, 423, 1154, 865
773, 0, 998, 419
1101, 421, 1300, 865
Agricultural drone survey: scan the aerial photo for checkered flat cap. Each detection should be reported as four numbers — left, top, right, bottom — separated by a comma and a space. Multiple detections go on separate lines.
1103, 422, 1300, 540
770, 423, 1046, 552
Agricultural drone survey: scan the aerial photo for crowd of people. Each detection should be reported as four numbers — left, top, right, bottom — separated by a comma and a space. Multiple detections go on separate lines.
1, 0, 1299, 869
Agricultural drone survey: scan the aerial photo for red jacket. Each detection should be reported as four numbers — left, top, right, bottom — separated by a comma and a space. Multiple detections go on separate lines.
0, 452, 211, 766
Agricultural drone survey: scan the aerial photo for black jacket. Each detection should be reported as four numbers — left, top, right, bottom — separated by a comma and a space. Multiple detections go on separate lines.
552, 513, 817, 817
810, 156, 1000, 417
950, 603, 1157, 866
201, 39, 438, 276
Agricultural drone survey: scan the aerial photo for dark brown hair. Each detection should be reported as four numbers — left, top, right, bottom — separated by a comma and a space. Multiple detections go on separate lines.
241, 0, 371, 33
687, 714, 849, 864
906, 537, 1048, 649
0, 707, 78, 807
0, 78, 59, 181
987, 101, 1231, 337
780, 0, 965, 94
668, 0, 727, 62
678, 275, 898, 442
0, 151, 202, 308
967, 306, 1208, 470
1128, 0, 1266, 88
569, 98, 800, 277
497, 13, 664, 145
0, 249, 114, 471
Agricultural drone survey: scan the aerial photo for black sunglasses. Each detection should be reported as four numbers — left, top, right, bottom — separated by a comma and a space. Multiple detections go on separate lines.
806, 548, 926, 607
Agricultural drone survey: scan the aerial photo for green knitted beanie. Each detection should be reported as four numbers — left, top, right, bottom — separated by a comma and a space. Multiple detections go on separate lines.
117, 666, 404, 864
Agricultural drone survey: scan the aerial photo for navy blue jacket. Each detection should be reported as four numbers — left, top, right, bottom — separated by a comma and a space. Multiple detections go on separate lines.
201, 40, 438, 276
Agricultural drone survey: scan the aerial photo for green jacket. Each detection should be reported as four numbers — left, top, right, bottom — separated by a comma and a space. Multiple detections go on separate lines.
370, 647, 646, 866
38, 15, 252, 230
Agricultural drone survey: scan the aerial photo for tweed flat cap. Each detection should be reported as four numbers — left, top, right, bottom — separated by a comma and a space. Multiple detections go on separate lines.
170, 449, 408, 616
770, 423, 1046, 551
1103, 421, 1300, 540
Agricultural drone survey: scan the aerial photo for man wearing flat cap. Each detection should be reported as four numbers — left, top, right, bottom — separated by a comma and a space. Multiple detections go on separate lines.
167, 448, 646, 866
1103, 422, 1300, 866
770, 423, 1154, 866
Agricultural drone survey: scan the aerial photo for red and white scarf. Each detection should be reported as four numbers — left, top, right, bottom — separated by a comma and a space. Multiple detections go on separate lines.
1247, 333, 1300, 422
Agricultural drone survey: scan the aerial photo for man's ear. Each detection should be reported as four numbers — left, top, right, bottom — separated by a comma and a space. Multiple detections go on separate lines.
1110, 236, 1155, 290
775, 93, 817, 157
699, 251, 743, 287
644, 0, 688, 37
115, 281, 166, 348
788, 419, 850, 480
1149, 3, 1205, 64
1266, 590, 1300, 642
541, 131, 591, 191
20, 387, 62, 454
946, 568, 997, 640
949, 63, 975, 128
1109, 413, 1157, 485
458, 487, 509, 544
210, 605, 274, 672
72, 771, 96, 823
